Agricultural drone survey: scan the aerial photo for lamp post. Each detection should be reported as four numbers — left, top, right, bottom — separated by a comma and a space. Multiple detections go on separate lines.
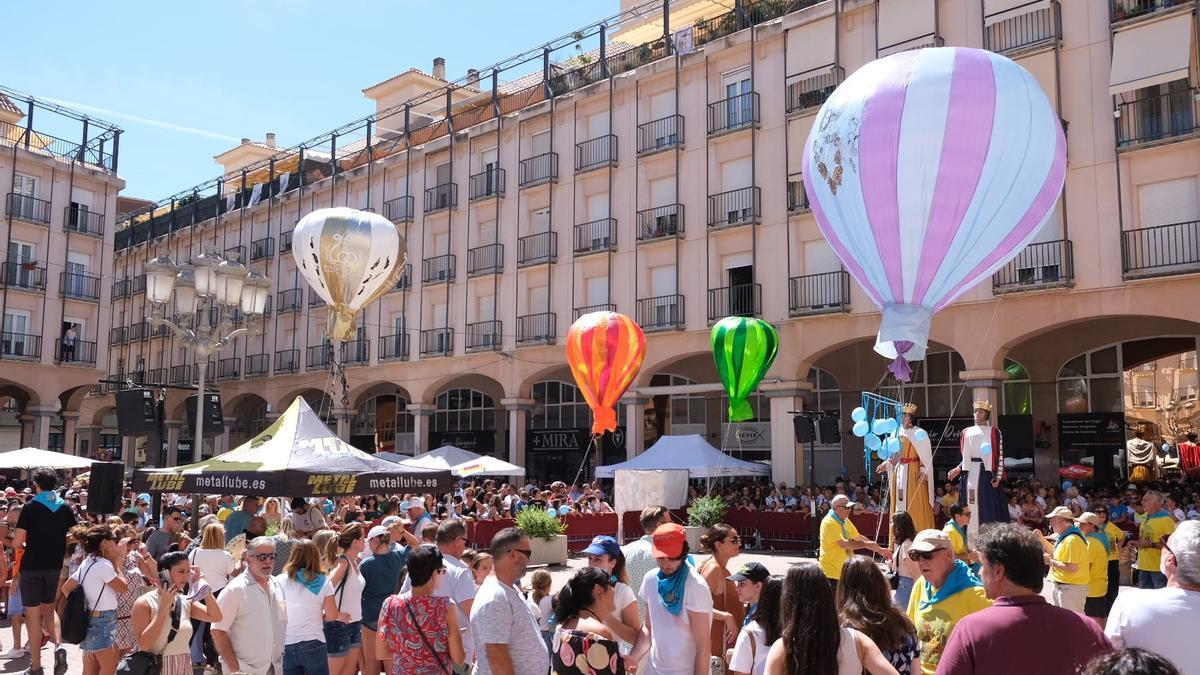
144, 252, 271, 535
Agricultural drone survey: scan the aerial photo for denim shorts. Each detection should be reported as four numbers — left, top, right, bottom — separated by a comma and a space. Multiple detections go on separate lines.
284, 639, 330, 675
324, 620, 362, 657
81, 610, 118, 652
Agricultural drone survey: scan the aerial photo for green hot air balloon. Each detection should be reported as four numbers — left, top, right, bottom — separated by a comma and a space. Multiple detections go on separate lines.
711, 317, 779, 422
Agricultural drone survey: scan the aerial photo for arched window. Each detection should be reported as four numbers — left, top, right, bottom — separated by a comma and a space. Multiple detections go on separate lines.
434, 388, 495, 431
660, 374, 706, 426
354, 395, 414, 437
880, 350, 970, 417
529, 381, 591, 430
1003, 359, 1032, 415
803, 367, 841, 414
1058, 345, 1122, 413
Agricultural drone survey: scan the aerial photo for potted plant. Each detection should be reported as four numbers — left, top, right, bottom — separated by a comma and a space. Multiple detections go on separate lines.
515, 507, 568, 566
685, 495, 727, 552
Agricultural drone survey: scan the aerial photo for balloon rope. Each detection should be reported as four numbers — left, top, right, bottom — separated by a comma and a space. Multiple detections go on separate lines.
568, 434, 601, 490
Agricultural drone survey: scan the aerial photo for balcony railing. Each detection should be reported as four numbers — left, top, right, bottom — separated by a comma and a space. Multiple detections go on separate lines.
251, 237, 275, 261
786, 68, 843, 114
708, 92, 760, 135
1, 261, 47, 292
984, 1, 1059, 54
1111, 0, 1189, 23
424, 183, 457, 213
308, 289, 325, 307
519, 152, 558, 187
466, 320, 502, 352
55, 338, 96, 365
993, 239, 1074, 293
420, 328, 454, 357
218, 358, 240, 380
518, 232, 557, 266
469, 169, 505, 201
393, 263, 413, 291
708, 186, 761, 228
789, 270, 851, 317
1116, 87, 1199, 148
467, 243, 504, 276
60, 272, 101, 301
245, 353, 269, 377
379, 333, 410, 361
637, 204, 684, 241
637, 115, 684, 155
878, 33, 944, 58
575, 135, 618, 172
112, 278, 130, 299
422, 254, 456, 284
64, 206, 104, 237
1122, 220, 1200, 279
128, 321, 149, 342
1130, 392, 1157, 408
637, 295, 685, 331
109, 326, 128, 345
384, 195, 415, 223
131, 274, 147, 295
278, 288, 303, 313
5, 193, 51, 224
341, 339, 370, 365
146, 368, 167, 385
787, 176, 810, 212
280, 230, 294, 252
708, 283, 762, 320
1, 332, 41, 360
1173, 385, 1200, 401
573, 302, 616, 321
275, 349, 299, 374
225, 245, 245, 264
574, 218, 617, 255
517, 312, 556, 345
169, 365, 192, 386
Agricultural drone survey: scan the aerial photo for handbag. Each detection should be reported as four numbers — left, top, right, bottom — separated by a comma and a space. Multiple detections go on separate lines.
406, 600, 452, 675
117, 596, 182, 675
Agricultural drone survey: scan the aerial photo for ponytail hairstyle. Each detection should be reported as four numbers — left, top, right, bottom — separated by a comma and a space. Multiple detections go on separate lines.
530, 569, 553, 605
552, 567, 612, 626
71, 524, 116, 555
337, 523, 364, 552
699, 523, 734, 554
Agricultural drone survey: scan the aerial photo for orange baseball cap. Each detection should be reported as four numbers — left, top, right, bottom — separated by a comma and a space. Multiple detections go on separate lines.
651, 523, 687, 558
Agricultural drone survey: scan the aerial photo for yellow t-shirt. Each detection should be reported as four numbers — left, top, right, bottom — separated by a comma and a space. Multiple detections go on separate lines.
1104, 522, 1125, 562
1050, 532, 1089, 585
906, 576, 992, 675
1137, 514, 1177, 573
943, 521, 967, 555
1085, 536, 1108, 598
819, 513, 860, 580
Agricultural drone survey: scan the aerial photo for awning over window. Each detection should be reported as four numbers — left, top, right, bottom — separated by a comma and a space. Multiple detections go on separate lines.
877, 0, 936, 52
786, 16, 836, 76
984, 0, 1050, 27
1109, 13, 1194, 96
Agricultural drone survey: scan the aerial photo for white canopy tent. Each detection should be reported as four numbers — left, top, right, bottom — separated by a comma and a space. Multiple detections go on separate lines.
0, 448, 94, 471
384, 445, 526, 477
596, 435, 771, 478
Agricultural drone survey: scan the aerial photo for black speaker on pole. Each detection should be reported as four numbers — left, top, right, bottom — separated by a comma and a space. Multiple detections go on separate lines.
87, 461, 124, 515
116, 389, 159, 436
184, 393, 224, 437
793, 416, 815, 444
819, 416, 841, 445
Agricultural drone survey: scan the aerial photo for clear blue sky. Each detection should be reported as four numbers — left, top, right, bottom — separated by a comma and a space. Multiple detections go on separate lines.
4, 1, 614, 202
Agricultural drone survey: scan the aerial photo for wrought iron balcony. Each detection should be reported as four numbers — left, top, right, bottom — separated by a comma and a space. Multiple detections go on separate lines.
280, 230, 294, 253
707, 283, 762, 321
637, 204, 684, 242
384, 196, 415, 223
392, 263, 413, 291
879, 33, 944, 58
637, 115, 684, 155
993, 239, 1074, 293
251, 237, 275, 261
787, 176, 810, 212
132, 274, 147, 295
277, 288, 303, 313
275, 349, 299, 374
5, 193, 51, 224
636, 294, 685, 331
146, 368, 167, 385
469, 169, 505, 201
55, 338, 96, 365
467, 243, 504, 276
169, 365, 192, 386
112, 278, 130, 299
1, 332, 41, 360
1111, 0, 1188, 24
708, 92, 759, 136
307, 344, 333, 370
1116, 86, 1199, 148
224, 245, 245, 264
466, 320, 502, 352
1122, 220, 1200, 279
195, 361, 216, 382
245, 353, 269, 377
60, 272, 101, 301
420, 328, 454, 357
64, 206, 104, 237
218, 358, 241, 380
519, 152, 558, 188
517, 312, 556, 345
573, 303, 616, 321
984, 0, 1060, 54
518, 232, 557, 267
128, 321, 149, 342
1, 261, 46, 292
109, 326, 127, 345
575, 135, 618, 172
574, 218, 617, 255
786, 68, 843, 115
422, 254, 456, 284
379, 333, 410, 361
708, 187, 761, 228
341, 339, 370, 365
151, 323, 171, 339
424, 183, 457, 214
789, 270, 851, 317
308, 289, 325, 308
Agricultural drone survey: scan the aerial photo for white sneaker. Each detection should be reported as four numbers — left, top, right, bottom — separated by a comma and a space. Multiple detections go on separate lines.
0, 646, 26, 659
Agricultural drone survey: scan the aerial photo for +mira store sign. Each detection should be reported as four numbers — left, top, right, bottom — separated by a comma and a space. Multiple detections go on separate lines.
526, 428, 627, 482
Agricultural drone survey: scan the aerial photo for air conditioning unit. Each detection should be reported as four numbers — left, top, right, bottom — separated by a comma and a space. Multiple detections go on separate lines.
481, 332, 498, 347
1016, 264, 1062, 285
655, 302, 678, 326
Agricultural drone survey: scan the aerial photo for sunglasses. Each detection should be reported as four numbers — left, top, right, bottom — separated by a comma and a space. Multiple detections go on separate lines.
513, 548, 533, 559
251, 552, 276, 562
908, 550, 939, 562
726, 536, 742, 544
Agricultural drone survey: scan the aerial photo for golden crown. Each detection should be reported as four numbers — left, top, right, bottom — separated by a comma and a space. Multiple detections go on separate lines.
902, 402, 918, 414
973, 400, 993, 412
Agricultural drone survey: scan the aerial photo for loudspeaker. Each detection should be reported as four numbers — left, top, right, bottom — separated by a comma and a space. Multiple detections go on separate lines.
116, 389, 158, 436
184, 393, 224, 437
819, 416, 841, 445
793, 416, 815, 443
87, 461, 124, 515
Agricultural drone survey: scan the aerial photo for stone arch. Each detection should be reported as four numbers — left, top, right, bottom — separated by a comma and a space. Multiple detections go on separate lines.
350, 381, 414, 410
516, 364, 575, 400
0, 380, 38, 410
273, 387, 335, 417
425, 373, 505, 406
428, 374, 507, 457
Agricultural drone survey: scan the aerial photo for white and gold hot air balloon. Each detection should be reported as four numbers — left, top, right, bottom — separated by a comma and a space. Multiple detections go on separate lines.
293, 207, 407, 342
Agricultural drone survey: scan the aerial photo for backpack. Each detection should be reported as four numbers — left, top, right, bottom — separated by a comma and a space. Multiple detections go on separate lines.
61, 559, 106, 644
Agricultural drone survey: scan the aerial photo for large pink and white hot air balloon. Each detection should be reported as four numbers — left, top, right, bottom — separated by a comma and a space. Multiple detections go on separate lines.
804, 47, 1066, 380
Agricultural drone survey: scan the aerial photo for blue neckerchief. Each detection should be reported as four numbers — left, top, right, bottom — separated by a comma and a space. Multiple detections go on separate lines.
1145, 510, 1171, 523
657, 563, 689, 616
828, 512, 849, 539
919, 560, 982, 610
33, 491, 65, 513
609, 574, 620, 586
295, 569, 327, 596
949, 520, 968, 549
743, 603, 757, 627
1055, 526, 1085, 553
1087, 531, 1111, 555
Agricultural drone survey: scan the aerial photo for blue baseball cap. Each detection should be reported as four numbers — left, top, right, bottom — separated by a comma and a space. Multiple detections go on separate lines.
581, 535, 621, 558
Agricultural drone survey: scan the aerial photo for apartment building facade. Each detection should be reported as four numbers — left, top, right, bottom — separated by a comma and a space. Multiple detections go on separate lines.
29, 0, 1199, 485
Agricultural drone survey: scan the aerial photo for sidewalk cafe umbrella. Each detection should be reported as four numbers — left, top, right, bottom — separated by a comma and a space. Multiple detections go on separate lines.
133, 396, 451, 496
0, 447, 94, 471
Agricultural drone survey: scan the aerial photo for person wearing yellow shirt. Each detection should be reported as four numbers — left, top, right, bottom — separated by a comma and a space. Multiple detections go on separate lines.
1130, 489, 1176, 589
818, 494, 891, 593
1043, 506, 1089, 612
943, 504, 976, 567
1077, 512, 1111, 627
904, 529, 991, 675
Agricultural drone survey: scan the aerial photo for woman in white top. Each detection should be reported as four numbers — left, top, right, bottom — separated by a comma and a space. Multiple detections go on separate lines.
888, 512, 920, 609
132, 550, 222, 675
191, 524, 237, 592
59, 524, 131, 675
277, 539, 348, 674
582, 535, 641, 647
325, 523, 367, 675
728, 575, 782, 675
764, 564, 898, 675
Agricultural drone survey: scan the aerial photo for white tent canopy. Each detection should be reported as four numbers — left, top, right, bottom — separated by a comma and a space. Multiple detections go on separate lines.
596, 435, 770, 478
0, 448, 94, 470
386, 445, 525, 477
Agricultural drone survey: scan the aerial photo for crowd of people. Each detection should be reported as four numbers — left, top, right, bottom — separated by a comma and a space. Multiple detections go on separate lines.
0, 466, 1192, 674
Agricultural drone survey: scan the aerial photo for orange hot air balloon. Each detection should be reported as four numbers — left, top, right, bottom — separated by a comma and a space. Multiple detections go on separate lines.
566, 312, 647, 435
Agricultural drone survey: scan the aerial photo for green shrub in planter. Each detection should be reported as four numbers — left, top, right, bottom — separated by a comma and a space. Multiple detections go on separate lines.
516, 508, 566, 541
687, 496, 728, 529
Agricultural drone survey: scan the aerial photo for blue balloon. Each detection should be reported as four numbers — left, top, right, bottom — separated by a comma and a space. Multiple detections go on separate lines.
981, 442, 992, 457
865, 434, 881, 451
913, 429, 929, 443
1061, 480, 1073, 491
851, 407, 868, 423
884, 436, 901, 456
871, 419, 889, 436
885, 418, 899, 434
852, 421, 870, 437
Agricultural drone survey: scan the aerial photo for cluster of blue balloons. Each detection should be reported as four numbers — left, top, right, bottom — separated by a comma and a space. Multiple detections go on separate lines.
850, 406, 902, 459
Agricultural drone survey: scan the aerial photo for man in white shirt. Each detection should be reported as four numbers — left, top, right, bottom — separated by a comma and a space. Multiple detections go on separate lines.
470, 527, 549, 675
288, 497, 325, 538
1105, 520, 1200, 674
212, 537, 286, 675
629, 523, 713, 675
622, 505, 672, 624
